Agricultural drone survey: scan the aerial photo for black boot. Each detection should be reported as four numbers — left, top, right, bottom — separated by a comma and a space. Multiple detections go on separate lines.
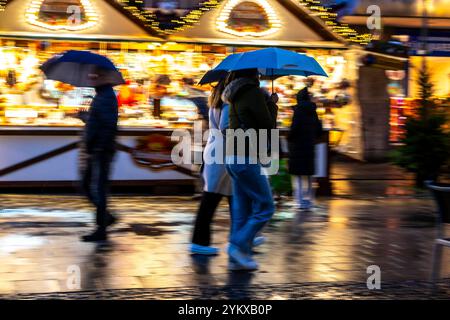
81, 227, 107, 242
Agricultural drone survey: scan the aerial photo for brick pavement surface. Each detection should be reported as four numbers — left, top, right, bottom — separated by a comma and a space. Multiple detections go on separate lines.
0, 191, 449, 299
2, 280, 450, 300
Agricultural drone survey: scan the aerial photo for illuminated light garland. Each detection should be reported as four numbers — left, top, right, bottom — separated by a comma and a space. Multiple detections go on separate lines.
216, 0, 281, 37
25, 0, 99, 31
296, 0, 371, 45
116, 0, 222, 35
112, 0, 371, 44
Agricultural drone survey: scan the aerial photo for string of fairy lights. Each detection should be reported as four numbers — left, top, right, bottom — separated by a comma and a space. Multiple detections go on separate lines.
117, 0, 222, 35
0, 0, 371, 44
115, 0, 371, 43
296, 0, 372, 44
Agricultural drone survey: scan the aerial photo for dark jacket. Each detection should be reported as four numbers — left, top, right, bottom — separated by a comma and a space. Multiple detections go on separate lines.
222, 78, 277, 159
288, 88, 323, 175
222, 78, 275, 131
84, 85, 118, 154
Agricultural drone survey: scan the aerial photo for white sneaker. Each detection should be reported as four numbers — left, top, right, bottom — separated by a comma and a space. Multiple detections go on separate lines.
227, 244, 259, 271
190, 243, 220, 255
253, 236, 267, 247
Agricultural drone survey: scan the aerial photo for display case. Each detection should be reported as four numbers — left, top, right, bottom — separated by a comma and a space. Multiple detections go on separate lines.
389, 97, 414, 143
0, 40, 351, 188
0, 42, 351, 130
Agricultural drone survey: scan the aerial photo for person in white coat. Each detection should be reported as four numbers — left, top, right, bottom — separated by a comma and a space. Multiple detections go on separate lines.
190, 79, 232, 255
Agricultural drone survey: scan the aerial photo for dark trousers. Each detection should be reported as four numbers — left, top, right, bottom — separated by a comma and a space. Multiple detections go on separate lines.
192, 191, 231, 246
81, 151, 114, 229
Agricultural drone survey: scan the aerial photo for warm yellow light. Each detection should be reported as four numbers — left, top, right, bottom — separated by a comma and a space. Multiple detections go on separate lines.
216, 0, 281, 37
25, 0, 98, 31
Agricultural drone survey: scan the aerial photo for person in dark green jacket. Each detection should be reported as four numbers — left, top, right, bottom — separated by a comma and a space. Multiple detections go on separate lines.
222, 68, 277, 271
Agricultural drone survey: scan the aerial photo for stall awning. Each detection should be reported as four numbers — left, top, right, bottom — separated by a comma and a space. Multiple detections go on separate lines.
0, 0, 162, 42
167, 0, 347, 49
166, 37, 347, 50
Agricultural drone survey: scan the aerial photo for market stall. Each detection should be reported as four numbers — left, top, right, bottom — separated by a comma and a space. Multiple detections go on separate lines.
0, 0, 366, 188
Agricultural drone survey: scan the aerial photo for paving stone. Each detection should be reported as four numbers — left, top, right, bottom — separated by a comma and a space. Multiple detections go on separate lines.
0, 192, 447, 299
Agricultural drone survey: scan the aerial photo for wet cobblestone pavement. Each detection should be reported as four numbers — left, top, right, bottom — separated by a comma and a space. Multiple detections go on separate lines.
0, 187, 449, 299
2, 280, 450, 300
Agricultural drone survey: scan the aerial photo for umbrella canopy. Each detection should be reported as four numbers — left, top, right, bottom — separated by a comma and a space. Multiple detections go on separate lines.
198, 69, 229, 85
219, 47, 327, 77
199, 67, 326, 85
40, 50, 125, 87
198, 53, 243, 85
198, 47, 327, 85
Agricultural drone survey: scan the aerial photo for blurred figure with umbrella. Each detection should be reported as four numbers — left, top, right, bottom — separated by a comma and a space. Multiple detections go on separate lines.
190, 78, 231, 255
41, 50, 125, 242
200, 47, 327, 270
222, 68, 277, 271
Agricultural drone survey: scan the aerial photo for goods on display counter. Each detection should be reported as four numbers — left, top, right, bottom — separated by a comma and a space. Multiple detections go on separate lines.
389, 97, 413, 143
0, 0, 371, 187
0, 42, 351, 132
0, 43, 215, 128
390, 96, 450, 143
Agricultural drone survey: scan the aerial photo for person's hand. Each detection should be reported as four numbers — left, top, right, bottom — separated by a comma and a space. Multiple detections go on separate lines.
270, 93, 279, 104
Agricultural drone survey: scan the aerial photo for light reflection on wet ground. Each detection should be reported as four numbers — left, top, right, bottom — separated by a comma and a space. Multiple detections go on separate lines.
0, 191, 448, 295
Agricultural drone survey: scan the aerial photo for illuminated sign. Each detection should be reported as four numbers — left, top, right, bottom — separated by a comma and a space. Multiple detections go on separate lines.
25, 0, 98, 31
217, 0, 281, 37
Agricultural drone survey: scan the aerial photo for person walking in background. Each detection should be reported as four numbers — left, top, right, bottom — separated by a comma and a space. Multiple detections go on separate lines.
182, 77, 209, 121
223, 68, 277, 271
190, 79, 232, 255
181, 77, 210, 199
288, 87, 323, 211
80, 83, 119, 242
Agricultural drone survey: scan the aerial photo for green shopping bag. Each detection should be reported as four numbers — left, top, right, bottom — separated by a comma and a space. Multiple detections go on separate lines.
270, 159, 292, 196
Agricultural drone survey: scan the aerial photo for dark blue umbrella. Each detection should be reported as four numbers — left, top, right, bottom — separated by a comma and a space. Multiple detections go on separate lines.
198, 53, 243, 85
198, 69, 229, 85
40, 50, 125, 87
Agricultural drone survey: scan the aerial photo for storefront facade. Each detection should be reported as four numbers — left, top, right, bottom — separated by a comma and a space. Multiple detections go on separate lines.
0, 0, 385, 187
342, 0, 450, 144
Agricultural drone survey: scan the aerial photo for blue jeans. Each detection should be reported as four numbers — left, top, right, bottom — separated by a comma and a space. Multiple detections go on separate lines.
226, 159, 275, 254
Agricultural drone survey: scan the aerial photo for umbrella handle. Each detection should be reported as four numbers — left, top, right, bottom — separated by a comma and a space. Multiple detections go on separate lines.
271, 69, 274, 94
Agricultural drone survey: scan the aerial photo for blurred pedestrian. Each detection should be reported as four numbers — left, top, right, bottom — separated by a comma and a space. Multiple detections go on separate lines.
180, 77, 210, 198
182, 77, 209, 120
190, 79, 232, 255
288, 87, 323, 210
80, 82, 119, 242
223, 68, 277, 271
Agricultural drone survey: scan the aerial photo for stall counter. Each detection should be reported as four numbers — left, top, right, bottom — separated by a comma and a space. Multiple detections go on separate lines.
0, 126, 196, 188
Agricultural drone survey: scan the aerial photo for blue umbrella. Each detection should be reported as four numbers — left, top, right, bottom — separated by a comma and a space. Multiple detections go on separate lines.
219, 47, 327, 77
198, 69, 229, 85
198, 53, 243, 85
199, 48, 327, 88
40, 50, 125, 87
